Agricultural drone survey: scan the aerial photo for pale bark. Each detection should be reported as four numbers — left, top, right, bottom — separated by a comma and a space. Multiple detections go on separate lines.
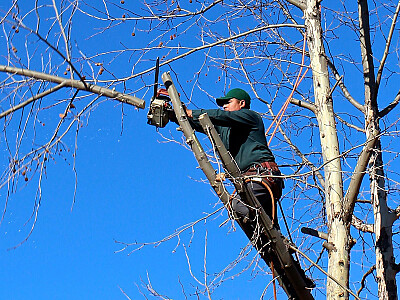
304, 1, 348, 298
371, 145, 397, 300
357, 0, 398, 298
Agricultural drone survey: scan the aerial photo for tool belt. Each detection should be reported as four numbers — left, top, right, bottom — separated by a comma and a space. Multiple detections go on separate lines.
244, 161, 284, 200
246, 161, 280, 173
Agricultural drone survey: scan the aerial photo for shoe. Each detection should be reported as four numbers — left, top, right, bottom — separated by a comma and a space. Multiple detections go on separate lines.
293, 259, 316, 289
304, 276, 316, 289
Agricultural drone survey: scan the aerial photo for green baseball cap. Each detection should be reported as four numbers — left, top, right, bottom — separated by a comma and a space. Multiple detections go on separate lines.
216, 88, 251, 108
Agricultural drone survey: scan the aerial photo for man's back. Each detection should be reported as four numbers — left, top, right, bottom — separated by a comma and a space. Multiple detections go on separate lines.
190, 108, 275, 171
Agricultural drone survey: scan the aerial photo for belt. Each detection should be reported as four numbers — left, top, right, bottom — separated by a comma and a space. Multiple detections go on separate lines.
246, 161, 279, 173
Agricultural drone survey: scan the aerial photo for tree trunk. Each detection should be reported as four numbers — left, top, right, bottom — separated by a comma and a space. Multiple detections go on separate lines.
370, 142, 398, 300
304, 1, 349, 298
357, 0, 398, 297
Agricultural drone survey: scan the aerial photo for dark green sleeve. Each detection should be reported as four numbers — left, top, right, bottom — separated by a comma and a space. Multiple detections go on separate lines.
192, 109, 257, 128
193, 109, 258, 127
188, 109, 207, 133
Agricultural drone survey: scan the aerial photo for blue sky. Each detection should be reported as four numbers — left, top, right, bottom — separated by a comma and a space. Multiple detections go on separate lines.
1, 0, 399, 299
0, 102, 280, 299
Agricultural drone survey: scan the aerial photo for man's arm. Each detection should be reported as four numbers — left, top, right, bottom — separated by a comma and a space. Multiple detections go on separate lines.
182, 107, 206, 133
191, 109, 258, 128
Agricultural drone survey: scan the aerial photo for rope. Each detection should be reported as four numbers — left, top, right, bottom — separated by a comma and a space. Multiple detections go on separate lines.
266, 35, 309, 146
271, 261, 278, 300
234, 178, 277, 225
256, 179, 277, 225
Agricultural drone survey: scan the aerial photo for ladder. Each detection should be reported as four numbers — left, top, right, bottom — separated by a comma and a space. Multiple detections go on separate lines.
162, 72, 314, 300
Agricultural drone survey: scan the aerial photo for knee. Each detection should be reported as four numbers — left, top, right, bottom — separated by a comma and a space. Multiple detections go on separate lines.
232, 198, 249, 218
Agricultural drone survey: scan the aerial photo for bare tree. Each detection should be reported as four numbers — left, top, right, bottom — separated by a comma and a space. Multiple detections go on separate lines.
1, 0, 400, 299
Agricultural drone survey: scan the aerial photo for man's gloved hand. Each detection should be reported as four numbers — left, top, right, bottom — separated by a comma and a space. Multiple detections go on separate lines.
181, 103, 193, 118
168, 109, 178, 124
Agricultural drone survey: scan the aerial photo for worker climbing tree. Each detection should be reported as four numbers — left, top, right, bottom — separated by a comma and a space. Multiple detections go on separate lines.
183, 88, 284, 227
148, 70, 316, 299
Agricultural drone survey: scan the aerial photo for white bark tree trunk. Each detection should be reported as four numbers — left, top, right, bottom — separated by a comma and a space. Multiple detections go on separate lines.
304, 1, 349, 299
370, 143, 398, 300
304, 0, 350, 299
357, 0, 398, 297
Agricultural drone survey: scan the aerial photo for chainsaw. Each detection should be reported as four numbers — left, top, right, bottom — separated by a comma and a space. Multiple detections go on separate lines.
147, 57, 173, 128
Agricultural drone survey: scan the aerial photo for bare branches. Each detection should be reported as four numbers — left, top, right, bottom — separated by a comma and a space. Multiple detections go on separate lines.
51, 0, 72, 66
351, 215, 373, 233
379, 89, 400, 118
0, 82, 66, 119
0, 65, 145, 109
114, 208, 224, 255
343, 130, 379, 222
4, 17, 86, 84
326, 60, 364, 113
357, 265, 375, 297
76, 0, 223, 21
374, 0, 400, 104
118, 23, 306, 82
286, 0, 307, 11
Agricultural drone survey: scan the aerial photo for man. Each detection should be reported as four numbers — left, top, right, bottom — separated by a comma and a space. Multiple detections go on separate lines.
179, 89, 316, 290
183, 88, 283, 225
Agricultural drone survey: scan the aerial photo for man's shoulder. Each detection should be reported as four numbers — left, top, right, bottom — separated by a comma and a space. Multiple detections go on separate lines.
239, 109, 263, 119
242, 108, 259, 115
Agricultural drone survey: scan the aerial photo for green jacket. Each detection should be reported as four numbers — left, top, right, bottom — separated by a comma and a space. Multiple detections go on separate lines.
190, 108, 275, 172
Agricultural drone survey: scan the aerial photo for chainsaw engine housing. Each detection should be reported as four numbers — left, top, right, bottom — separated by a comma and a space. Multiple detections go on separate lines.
147, 97, 172, 128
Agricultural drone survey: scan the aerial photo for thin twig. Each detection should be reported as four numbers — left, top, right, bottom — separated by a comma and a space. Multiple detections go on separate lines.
290, 245, 361, 300
0, 82, 66, 119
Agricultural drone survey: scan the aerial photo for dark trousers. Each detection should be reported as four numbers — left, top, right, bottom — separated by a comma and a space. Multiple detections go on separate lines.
232, 181, 276, 218
232, 164, 283, 225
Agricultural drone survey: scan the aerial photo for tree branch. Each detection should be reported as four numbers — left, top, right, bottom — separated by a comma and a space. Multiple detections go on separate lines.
357, 265, 375, 296
358, 0, 377, 107
351, 215, 373, 233
335, 114, 365, 133
379, 89, 400, 117
374, 0, 400, 104
0, 65, 145, 109
286, 0, 307, 11
326, 60, 364, 112
343, 130, 379, 222
290, 98, 316, 113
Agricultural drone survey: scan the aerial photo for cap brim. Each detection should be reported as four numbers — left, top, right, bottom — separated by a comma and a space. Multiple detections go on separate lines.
216, 96, 231, 107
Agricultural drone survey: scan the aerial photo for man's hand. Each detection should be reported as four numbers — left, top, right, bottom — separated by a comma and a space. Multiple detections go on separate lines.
182, 103, 193, 118
168, 109, 178, 123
